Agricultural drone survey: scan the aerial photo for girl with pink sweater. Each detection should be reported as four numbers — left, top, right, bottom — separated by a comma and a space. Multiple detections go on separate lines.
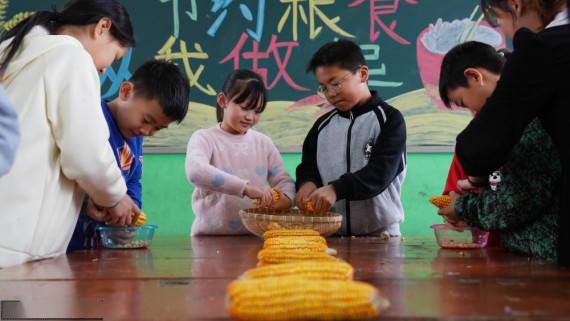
186, 69, 295, 235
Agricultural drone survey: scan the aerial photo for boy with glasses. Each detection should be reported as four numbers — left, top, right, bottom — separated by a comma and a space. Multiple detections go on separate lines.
295, 39, 407, 237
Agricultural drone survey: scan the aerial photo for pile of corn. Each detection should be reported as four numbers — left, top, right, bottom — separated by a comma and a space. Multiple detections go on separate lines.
226, 229, 387, 320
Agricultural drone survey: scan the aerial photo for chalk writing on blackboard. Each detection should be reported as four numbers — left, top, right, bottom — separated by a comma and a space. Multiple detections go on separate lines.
277, 0, 354, 41
207, 0, 265, 42
349, 0, 418, 45
220, 33, 309, 91
159, 0, 198, 38
361, 44, 403, 88
100, 49, 133, 99
156, 36, 216, 96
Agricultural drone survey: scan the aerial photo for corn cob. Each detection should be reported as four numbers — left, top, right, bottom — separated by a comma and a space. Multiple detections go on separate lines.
429, 195, 452, 209
257, 248, 337, 266
240, 261, 354, 281
263, 235, 327, 248
227, 277, 385, 321
253, 188, 282, 206
130, 211, 146, 227
263, 241, 328, 253
263, 229, 320, 240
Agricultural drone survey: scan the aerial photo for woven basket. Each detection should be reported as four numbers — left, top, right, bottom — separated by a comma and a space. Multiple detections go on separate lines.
239, 208, 342, 237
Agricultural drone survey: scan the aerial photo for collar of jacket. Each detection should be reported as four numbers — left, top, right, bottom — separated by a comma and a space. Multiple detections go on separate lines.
336, 91, 382, 119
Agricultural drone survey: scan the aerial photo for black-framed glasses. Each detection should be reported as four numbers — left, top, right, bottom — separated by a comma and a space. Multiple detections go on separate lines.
316, 72, 354, 98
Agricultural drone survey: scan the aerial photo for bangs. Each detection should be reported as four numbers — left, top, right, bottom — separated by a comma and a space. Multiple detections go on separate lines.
230, 79, 267, 113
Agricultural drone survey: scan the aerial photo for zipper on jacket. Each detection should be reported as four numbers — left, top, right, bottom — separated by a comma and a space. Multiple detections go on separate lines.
345, 111, 355, 235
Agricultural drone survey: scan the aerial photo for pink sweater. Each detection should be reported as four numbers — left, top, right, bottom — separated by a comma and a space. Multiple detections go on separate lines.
186, 125, 295, 235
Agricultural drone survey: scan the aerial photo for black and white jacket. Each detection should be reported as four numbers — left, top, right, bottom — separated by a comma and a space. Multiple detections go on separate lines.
296, 92, 407, 236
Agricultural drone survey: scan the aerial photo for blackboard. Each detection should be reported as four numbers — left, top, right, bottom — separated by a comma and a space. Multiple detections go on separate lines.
1, 0, 506, 152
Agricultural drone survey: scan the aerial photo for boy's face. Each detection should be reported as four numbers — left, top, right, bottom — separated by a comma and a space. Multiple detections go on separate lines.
114, 82, 174, 138
315, 65, 369, 112
446, 68, 499, 114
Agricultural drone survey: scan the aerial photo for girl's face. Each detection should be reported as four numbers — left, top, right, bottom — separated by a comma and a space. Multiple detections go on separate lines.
489, 0, 544, 38
218, 93, 263, 135
82, 18, 129, 74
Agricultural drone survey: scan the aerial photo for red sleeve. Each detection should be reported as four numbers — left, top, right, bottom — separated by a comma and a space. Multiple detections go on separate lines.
442, 153, 468, 195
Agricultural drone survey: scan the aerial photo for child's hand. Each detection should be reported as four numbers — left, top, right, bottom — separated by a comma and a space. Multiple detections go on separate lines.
457, 176, 487, 193
271, 190, 293, 210
307, 185, 337, 214
244, 183, 273, 207
295, 182, 317, 210
85, 198, 109, 222
437, 191, 463, 228
105, 195, 137, 226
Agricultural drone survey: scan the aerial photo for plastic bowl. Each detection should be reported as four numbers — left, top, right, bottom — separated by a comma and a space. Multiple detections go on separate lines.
97, 225, 158, 249
239, 208, 342, 237
430, 224, 489, 249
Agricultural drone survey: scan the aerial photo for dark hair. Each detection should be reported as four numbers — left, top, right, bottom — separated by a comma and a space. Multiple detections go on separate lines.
216, 69, 268, 123
481, 0, 566, 28
129, 60, 190, 124
0, 0, 136, 77
439, 41, 506, 108
306, 39, 365, 74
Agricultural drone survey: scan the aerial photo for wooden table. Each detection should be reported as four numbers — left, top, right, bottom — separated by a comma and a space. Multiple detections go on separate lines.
1, 236, 570, 321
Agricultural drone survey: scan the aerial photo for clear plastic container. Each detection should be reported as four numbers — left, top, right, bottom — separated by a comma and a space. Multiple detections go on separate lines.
430, 224, 489, 249
97, 225, 158, 249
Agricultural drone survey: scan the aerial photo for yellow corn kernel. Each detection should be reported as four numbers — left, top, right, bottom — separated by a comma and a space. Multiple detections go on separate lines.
257, 248, 337, 266
305, 201, 315, 212
263, 236, 328, 249
263, 241, 328, 253
227, 277, 385, 321
271, 188, 281, 202
130, 211, 146, 227
240, 261, 354, 281
253, 189, 282, 206
429, 195, 452, 209
263, 229, 320, 240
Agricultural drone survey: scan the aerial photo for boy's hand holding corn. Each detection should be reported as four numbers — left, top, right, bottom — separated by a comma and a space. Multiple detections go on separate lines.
307, 185, 337, 214
295, 181, 317, 210
437, 191, 466, 229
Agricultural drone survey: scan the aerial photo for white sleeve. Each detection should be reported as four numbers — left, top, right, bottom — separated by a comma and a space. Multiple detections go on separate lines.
45, 45, 126, 207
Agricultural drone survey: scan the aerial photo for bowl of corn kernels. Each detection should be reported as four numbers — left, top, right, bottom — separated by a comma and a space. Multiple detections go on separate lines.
430, 224, 489, 249
97, 225, 158, 249
239, 208, 342, 238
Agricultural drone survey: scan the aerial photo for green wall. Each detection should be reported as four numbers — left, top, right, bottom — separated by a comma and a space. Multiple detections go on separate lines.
142, 153, 453, 237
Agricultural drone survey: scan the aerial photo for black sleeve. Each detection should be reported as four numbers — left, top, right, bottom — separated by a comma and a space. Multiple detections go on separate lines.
330, 107, 406, 201
456, 28, 556, 176
295, 121, 323, 190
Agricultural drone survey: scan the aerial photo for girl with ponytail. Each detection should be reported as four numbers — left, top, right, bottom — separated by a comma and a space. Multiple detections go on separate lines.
0, 0, 139, 268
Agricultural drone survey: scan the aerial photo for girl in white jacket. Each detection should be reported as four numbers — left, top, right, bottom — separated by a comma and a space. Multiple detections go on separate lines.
0, 0, 139, 268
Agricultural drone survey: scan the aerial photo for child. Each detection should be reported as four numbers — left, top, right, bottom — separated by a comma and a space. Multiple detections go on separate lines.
0, 0, 138, 268
295, 39, 407, 237
455, 0, 570, 265
67, 60, 190, 251
438, 41, 560, 261
0, 86, 19, 177
186, 69, 295, 235
439, 44, 508, 196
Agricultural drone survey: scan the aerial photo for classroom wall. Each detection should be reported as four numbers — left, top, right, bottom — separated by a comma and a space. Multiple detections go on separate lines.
141, 153, 453, 237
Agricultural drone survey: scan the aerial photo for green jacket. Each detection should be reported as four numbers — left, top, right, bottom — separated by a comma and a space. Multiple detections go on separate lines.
456, 120, 560, 261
